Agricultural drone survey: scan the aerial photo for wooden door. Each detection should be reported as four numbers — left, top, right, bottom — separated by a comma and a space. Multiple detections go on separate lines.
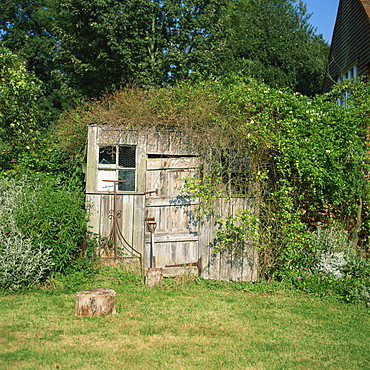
145, 156, 200, 276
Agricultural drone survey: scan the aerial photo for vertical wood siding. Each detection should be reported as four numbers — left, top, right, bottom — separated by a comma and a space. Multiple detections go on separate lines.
86, 126, 258, 281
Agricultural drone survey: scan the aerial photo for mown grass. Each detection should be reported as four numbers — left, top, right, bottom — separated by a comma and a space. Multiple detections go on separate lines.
0, 269, 369, 370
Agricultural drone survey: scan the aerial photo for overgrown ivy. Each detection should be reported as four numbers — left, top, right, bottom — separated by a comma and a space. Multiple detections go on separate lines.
54, 74, 369, 279
0, 46, 43, 171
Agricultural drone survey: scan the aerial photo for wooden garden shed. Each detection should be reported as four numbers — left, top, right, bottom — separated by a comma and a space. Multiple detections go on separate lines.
85, 124, 258, 281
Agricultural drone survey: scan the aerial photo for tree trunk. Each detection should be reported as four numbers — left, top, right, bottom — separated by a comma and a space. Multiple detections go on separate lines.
145, 268, 163, 287
75, 287, 116, 317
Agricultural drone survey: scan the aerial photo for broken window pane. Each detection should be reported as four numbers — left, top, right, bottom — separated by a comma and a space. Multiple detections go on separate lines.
99, 146, 116, 165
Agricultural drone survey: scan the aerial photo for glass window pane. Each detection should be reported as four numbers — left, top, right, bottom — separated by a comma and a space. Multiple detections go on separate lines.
99, 146, 116, 165
118, 169, 135, 191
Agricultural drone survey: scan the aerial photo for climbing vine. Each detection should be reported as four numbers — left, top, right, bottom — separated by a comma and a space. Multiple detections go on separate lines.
55, 74, 369, 278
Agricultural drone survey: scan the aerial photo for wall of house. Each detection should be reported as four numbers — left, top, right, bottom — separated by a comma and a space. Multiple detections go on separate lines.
323, 0, 370, 92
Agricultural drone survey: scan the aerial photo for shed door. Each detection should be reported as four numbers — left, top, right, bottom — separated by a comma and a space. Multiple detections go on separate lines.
145, 156, 199, 275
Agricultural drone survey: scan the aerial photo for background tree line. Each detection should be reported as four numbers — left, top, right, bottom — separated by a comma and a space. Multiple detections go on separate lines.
0, 0, 328, 120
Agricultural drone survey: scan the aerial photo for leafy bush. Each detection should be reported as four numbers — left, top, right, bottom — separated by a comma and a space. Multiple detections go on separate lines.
311, 225, 352, 254
0, 180, 54, 290
316, 252, 347, 278
0, 234, 54, 291
341, 257, 370, 307
0, 176, 89, 278
286, 227, 370, 306
311, 225, 353, 278
13, 175, 88, 274
0, 47, 42, 171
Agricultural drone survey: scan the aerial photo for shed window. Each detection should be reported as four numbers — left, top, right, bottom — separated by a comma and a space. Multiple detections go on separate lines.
98, 145, 136, 192
99, 146, 116, 165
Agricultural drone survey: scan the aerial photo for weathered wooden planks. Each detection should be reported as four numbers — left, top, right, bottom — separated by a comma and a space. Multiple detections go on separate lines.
86, 126, 258, 281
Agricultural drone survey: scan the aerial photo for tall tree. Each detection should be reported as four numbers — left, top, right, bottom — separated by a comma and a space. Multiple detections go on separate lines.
160, 0, 228, 83
0, 0, 57, 85
199, 0, 329, 95
0, 0, 80, 117
53, 0, 227, 92
0, 46, 42, 169
53, 0, 166, 96
0, 0, 328, 108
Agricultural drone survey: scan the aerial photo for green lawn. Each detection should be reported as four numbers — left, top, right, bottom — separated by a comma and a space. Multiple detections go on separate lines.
0, 271, 369, 369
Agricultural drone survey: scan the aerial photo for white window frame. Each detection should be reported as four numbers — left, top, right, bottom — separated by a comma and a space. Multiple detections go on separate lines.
97, 145, 137, 192
337, 65, 358, 106
338, 65, 358, 83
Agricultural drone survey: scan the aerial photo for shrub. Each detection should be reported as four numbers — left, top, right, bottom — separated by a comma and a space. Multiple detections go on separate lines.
13, 175, 88, 274
311, 225, 353, 278
0, 233, 54, 291
342, 257, 370, 307
0, 176, 89, 277
0, 180, 54, 290
285, 226, 370, 306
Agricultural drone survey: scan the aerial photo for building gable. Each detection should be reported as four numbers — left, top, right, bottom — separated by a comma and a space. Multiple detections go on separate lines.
323, 0, 370, 92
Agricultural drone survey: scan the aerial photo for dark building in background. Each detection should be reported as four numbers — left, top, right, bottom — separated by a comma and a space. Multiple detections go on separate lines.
323, 0, 370, 92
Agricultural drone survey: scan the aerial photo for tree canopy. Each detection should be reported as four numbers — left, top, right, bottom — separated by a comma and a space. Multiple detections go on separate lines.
207, 0, 329, 95
0, 0, 329, 117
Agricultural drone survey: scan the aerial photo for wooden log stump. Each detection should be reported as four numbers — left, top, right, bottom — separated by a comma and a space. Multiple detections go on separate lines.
75, 287, 116, 317
145, 268, 163, 287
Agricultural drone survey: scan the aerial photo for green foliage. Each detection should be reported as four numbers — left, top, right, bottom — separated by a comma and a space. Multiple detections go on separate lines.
48, 268, 97, 293
206, 0, 329, 95
0, 46, 42, 170
0, 46, 81, 178
53, 0, 164, 95
0, 0, 82, 115
215, 210, 259, 255
272, 225, 370, 307
1, 0, 327, 115
181, 172, 223, 216
342, 257, 370, 307
0, 180, 54, 290
289, 263, 370, 307
97, 267, 144, 287
13, 176, 88, 274
0, 239, 54, 291
55, 76, 369, 287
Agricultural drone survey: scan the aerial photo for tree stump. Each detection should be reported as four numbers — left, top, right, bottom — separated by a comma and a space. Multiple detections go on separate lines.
75, 287, 116, 317
145, 268, 163, 287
